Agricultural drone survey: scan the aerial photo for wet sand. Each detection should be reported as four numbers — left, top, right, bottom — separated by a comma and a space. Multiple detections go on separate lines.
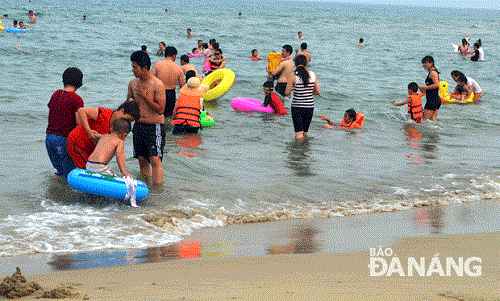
2, 200, 500, 300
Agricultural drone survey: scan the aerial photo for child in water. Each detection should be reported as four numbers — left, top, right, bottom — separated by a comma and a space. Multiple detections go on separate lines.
86, 118, 132, 178
319, 109, 364, 129
261, 81, 287, 115
250, 49, 264, 61
450, 75, 473, 102
467, 43, 480, 61
392, 82, 423, 123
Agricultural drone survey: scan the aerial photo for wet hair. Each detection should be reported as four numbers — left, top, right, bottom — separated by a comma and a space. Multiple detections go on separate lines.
359, 38, 364, 43
294, 55, 309, 86
473, 42, 480, 49
62, 67, 83, 89
407, 82, 418, 93
180, 54, 189, 63
252, 49, 257, 55
164, 46, 177, 57
283, 44, 293, 55
300, 43, 307, 50
202, 43, 209, 49
476, 39, 482, 47
212, 42, 219, 49
461, 38, 468, 46
451, 70, 465, 78
298, 31, 302, 34
185, 70, 196, 81
117, 101, 140, 121
13, 20, 18, 25
192, 47, 197, 53
187, 28, 191, 31
214, 48, 223, 55
159, 42, 166, 47
198, 39, 203, 44
29, 10, 33, 14
130, 50, 151, 70
141, 45, 147, 51
113, 118, 131, 134
345, 109, 357, 121
209, 39, 216, 45
263, 81, 274, 90
456, 85, 464, 94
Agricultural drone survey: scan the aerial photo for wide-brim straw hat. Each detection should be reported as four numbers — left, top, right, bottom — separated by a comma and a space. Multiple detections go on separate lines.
180, 77, 209, 97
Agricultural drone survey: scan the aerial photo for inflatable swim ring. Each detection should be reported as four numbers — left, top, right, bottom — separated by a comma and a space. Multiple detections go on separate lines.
439, 81, 474, 104
231, 97, 274, 113
0, 21, 4, 31
201, 68, 235, 101
267, 52, 281, 72
6, 28, 26, 33
199, 110, 215, 127
187, 53, 204, 58
67, 169, 149, 201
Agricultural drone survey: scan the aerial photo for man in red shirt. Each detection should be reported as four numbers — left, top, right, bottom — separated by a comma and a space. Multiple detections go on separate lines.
45, 67, 84, 178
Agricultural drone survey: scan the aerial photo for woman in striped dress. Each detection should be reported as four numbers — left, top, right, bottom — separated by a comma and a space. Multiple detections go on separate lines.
285, 55, 320, 139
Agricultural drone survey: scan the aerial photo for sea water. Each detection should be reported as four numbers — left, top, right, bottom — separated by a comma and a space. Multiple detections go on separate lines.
0, 0, 499, 257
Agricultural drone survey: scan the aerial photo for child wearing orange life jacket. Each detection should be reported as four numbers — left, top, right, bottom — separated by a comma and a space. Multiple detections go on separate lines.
171, 76, 210, 134
261, 81, 287, 115
319, 109, 364, 129
392, 82, 423, 123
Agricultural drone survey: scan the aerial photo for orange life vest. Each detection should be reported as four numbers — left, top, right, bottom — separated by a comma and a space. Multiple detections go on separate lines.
407, 93, 423, 120
171, 94, 201, 127
340, 112, 364, 129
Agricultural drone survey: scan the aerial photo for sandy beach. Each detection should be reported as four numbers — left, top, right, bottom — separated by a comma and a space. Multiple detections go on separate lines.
13, 232, 499, 301
1, 201, 498, 301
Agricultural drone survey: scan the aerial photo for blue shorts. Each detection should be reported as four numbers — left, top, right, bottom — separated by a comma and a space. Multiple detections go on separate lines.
45, 133, 75, 177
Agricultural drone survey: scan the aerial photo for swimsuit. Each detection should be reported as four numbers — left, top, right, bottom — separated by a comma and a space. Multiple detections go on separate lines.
132, 122, 166, 161
423, 71, 441, 111
86, 160, 115, 176
164, 89, 176, 117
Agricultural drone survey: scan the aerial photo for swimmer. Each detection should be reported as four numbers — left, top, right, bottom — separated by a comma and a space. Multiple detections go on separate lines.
18, 21, 26, 30
28, 10, 36, 23
12, 20, 19, 29
188, 47, 200, 55
187, 28, 193, 38
450, 70, 482, 101
293, 43, 311, 63
296, 31, 303, 39
467, 43, 480, 61
3, 14, 8, 18
156, 42, 166, 57
358, 38, 364, 46
319, 109, 363, 129
141, 45, 148, 53
238, 12, 242, 18
458, 38, 470, 54
165, 8, 168, 13
83, 15, 87, 20
196, 40, 203, 52
250, 49, 264, 61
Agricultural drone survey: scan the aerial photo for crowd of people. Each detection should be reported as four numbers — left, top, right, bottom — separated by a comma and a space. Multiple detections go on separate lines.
42, 14, 484, 190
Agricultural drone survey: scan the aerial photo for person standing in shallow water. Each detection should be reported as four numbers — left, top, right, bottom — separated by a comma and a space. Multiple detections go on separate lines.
418, 56, 440, 121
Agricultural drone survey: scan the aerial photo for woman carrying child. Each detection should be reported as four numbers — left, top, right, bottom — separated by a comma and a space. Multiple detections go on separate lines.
450, 70, 482, 101
285, 55, 320, 140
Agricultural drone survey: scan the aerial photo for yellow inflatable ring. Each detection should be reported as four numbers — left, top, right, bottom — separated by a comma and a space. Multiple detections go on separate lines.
439, 81, 474, 104
201, 68, 235, 101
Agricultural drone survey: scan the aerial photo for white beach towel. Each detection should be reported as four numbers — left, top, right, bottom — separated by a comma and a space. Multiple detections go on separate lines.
123, 176, 138, 207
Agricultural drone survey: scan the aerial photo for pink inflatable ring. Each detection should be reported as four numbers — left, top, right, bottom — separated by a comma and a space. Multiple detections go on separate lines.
231, 97, 274, 113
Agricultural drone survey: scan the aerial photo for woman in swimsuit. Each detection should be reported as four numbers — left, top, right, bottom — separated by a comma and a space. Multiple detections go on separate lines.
418, 56, 440, 121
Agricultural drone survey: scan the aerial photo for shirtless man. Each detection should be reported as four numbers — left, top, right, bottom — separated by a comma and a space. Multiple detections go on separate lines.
267, 44, 294, 97
180, 55, 202, 80
151, 46, 185, 118
127, 51, 166, 187
186, 28, 194, 38
28, 10, 36, 23
293, 43, 311, 64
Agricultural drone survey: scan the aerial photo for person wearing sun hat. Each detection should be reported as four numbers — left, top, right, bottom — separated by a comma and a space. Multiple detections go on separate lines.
171, 76, 211, 134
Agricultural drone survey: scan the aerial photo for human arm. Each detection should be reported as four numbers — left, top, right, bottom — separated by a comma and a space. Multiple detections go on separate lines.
270, 61, 285, 76
319, 115, 335, 126
285, 77, 295, 96
392, 97, 410, 106
262, 94, 272, 107
313, 76, 320, 95
75, 107, 102, 140
115, 140, 131, 178
219, 59, 226, 68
